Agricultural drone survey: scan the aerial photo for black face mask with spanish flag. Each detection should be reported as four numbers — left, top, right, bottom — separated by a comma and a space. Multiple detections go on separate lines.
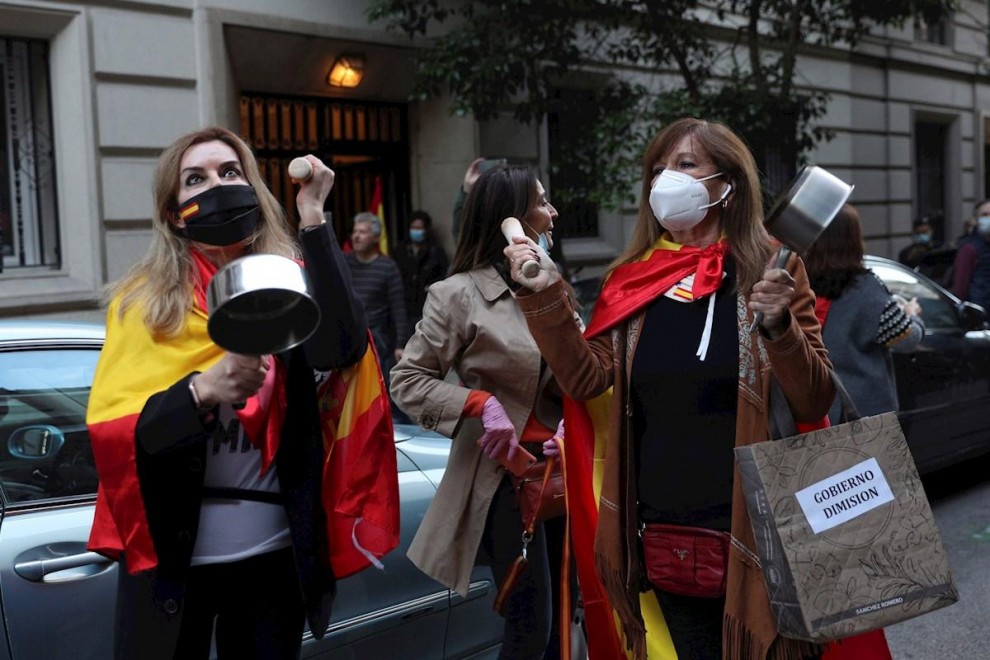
175, 184, 260, 246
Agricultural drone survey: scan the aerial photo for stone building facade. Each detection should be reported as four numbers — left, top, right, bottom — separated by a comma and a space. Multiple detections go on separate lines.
1, 0, 988, 320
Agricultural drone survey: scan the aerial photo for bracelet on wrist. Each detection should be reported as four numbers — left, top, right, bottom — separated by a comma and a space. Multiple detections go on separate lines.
188, 375, 214, 413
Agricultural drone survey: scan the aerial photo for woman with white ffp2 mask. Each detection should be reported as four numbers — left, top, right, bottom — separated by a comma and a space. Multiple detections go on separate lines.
504, 118, 836, 660
649, 169, 732, 232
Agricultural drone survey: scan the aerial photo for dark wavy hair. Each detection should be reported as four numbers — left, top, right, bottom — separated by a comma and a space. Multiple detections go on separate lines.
449, 165, 538, 275
803, 203, 868, 300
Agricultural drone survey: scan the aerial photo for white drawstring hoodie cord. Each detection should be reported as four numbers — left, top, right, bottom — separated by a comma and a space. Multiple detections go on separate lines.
696, 291, 716, 362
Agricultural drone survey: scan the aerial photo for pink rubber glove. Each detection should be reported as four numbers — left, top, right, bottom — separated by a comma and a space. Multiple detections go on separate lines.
478, 396, 519, 461
543, 419, 564, 457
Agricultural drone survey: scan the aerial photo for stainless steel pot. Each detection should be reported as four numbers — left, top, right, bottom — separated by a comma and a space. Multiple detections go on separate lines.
750, 165, 854, 332
206, 254, 321, 355
765, 165, 855, 256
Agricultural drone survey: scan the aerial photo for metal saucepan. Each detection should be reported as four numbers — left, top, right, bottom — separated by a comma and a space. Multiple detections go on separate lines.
764, 165, 855, 258
207, 254, 321, 355
750, 165, 855, 331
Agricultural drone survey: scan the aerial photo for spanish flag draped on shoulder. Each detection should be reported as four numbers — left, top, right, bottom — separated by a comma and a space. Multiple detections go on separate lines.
317, 332, 400, 577
86, 248, 399, 578
562, 236, 716, 659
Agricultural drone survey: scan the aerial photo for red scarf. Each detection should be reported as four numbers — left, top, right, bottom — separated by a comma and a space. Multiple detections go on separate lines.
585, 239, 727, 338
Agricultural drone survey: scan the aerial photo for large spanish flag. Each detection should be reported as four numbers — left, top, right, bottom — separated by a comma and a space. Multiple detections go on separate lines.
87, 249, 399, 579
562, 392, 676, 660
317, 336, 400, 578
86, 298, 222, 571
86, 252, 283, 572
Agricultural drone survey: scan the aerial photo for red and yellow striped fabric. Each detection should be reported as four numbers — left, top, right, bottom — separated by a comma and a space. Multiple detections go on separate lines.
317, 335, 400, 578
562, 393, 677, 660
86, 290, 284, 573
87, 249, 399, 579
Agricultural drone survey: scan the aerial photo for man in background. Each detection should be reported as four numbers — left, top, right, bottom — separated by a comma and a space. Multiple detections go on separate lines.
345, 212, 411, 414
898, 218, 939, 269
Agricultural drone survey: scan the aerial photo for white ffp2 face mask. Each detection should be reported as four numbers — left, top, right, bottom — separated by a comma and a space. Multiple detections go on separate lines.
649, 169, 731, 232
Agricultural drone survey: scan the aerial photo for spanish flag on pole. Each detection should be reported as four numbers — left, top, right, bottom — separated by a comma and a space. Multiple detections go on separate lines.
370, 175, 390, 256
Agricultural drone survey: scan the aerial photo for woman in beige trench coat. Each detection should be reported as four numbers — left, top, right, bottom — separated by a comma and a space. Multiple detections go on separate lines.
390, 165, 567, 660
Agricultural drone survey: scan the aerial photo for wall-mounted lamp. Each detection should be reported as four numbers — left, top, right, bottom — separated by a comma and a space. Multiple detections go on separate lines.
328, 54, 365, 88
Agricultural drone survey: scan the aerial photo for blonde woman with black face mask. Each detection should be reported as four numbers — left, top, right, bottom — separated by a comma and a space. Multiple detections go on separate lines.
87, 126, 398, 660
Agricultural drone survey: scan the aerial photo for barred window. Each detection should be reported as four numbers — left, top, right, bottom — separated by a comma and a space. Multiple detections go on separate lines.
914, 16, 949, 46
1, 37, 59, 272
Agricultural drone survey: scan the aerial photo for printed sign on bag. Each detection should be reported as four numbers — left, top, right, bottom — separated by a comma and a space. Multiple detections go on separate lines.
794, 458, 895, 534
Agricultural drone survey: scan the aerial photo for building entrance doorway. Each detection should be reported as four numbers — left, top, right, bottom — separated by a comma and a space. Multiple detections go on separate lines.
239, 93, 410, 248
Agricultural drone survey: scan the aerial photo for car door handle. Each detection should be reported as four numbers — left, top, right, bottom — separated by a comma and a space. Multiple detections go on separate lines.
15, 551, 113, 582
400, 604, 438, 621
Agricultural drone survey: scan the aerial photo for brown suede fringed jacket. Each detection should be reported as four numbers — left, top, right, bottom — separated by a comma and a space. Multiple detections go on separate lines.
516, 254, 834, 660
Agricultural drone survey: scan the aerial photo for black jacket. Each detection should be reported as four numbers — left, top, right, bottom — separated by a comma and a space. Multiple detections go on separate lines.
393, 240, 448, 326
117, 224, 368, 659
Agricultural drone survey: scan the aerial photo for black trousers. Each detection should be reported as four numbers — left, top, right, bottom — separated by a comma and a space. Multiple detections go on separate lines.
652, 588, 725, 660
481, 477, 552, 660
176, 546, 305, 660
116, 546, 305, 660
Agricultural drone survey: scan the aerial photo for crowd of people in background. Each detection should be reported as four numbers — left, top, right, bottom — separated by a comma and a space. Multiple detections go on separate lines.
899, 199, 990, 306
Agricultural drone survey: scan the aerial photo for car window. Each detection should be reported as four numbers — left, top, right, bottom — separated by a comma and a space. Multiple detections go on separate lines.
868, 262, 958, 330
0, 348, 100, 505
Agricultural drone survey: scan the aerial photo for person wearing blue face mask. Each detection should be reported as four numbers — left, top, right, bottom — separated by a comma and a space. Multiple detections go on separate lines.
952, 199, 990, 311
394, 210, 449, 328
898, 219, 938, 269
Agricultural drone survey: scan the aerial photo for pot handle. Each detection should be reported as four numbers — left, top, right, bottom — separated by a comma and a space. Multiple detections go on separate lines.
749, 246, 792, 334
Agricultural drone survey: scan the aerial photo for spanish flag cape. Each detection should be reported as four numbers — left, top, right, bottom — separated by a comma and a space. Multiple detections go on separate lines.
563, 236, 726, 659
87, 249, 399, 579
563, 235, 890, 658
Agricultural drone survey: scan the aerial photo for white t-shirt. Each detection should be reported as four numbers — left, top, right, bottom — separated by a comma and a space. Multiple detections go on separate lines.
190, 404, 292, 566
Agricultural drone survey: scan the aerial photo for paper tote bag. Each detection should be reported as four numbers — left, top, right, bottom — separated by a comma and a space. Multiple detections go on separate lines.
734, 377, 958, 643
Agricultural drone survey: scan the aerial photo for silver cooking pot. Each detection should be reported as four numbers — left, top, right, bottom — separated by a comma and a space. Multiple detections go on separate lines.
765, 165, 855, 256
206, 254, 321, 355
749, 165, 854, 332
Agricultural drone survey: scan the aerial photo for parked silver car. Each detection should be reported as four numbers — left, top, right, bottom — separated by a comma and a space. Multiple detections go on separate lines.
0, 321, 502, 659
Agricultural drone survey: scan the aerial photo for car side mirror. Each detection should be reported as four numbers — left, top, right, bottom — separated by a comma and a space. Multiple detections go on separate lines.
8, 425, 65, 460
957, 301, 988, 331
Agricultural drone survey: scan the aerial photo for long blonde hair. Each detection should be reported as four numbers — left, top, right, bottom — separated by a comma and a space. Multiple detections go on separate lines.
611, 118, 772, 294
106, 126, 298, 336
